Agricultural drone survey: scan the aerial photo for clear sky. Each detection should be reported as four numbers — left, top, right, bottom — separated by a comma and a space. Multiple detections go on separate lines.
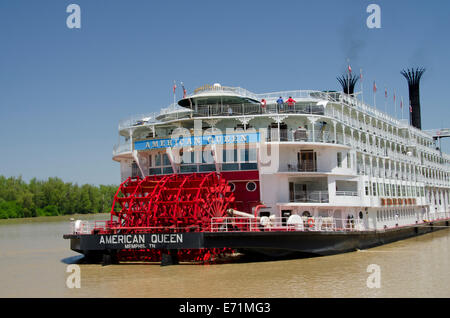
0, 0, 449, 185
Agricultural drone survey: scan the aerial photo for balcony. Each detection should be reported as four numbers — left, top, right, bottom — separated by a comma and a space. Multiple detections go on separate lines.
113, 143, 132, 156
286, 160, 318, 173
290, 191, 329, 203
267, 129, 348, 146
193, 102, 325, 118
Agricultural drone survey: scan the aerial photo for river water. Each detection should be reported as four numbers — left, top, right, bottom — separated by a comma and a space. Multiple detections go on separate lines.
0, 214, 449, 298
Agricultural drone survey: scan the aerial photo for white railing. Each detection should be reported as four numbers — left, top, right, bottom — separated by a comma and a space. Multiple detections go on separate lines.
290, 191, 329, 203
118, 112, 160, 130
113, 142, 132, 156
70, 220, 112, 234
210, 216, 365, 232
70, 220, 94, 234
336, 191, 359, 196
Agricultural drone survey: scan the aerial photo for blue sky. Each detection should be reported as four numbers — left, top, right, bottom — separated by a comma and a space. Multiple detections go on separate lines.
0, 0, 449, 185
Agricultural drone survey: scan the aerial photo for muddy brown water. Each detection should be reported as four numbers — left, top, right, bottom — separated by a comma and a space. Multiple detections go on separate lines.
0, 214, 449, 297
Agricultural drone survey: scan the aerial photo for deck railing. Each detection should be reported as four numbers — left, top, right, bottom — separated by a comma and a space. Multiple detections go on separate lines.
290, 191, 329, 203
210, 216, 365, 232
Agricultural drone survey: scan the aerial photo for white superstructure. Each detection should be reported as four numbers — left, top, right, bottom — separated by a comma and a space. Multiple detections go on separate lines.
113, 84, 450, 232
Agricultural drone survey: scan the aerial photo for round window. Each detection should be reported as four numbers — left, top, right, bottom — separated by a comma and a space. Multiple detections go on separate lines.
229, 182, 235, 192
246, 181, 257, 192
302, 211, 311, 217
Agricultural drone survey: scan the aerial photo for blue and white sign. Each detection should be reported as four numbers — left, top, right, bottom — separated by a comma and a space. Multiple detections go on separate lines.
134, 132, 260, 151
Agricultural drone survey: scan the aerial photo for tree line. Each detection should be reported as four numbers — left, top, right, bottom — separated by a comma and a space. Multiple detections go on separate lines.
0, 176, 119, 219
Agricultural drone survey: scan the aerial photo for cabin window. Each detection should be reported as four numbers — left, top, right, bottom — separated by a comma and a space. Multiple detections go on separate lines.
337, 152, 342, 168
246, 182, 257, 192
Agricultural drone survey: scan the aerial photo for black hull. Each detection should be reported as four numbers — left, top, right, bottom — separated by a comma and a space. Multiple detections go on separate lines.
63, 220, 450, 263
204, 220, 449, 258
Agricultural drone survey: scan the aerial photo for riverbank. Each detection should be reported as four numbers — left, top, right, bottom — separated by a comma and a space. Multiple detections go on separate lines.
0, 213, 109, 226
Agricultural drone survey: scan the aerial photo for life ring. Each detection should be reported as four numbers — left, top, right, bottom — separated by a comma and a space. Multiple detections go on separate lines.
307, 218, 315, 228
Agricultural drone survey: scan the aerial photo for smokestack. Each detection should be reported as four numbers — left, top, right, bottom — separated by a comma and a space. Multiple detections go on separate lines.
401, 67, 425, 130
337, 74, 359, 95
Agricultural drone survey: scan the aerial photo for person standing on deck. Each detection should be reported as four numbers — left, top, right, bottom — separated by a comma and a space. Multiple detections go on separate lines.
286, 96, 296, 112
276, 96, 284, 112
260, 99, 267, 113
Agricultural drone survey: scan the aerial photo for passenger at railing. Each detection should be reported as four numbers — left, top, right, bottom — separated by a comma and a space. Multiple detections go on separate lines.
260, 99, 266, 113
227, 106, 233, 116
286, 96, 296, 112
276, 96, 284, 112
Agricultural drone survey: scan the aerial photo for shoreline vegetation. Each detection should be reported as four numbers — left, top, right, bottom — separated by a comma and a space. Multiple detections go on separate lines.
0, 176, 119, 219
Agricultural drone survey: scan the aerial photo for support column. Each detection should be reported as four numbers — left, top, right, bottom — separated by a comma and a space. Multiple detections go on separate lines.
308, 117, 318, 142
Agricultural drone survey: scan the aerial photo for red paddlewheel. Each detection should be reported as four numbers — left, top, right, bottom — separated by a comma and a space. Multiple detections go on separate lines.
109, 173, 236, 263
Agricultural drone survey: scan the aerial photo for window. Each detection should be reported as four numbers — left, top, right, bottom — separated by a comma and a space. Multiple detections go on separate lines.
155, 153, 161, 166
223, 148, 237, 163
347, 153, 351, 168
337, 152, 342, 168
246, 181, 257, 192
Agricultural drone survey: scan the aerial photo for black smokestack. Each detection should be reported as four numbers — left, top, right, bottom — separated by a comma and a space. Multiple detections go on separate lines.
337, 74, 359, 95
401, 67, 425, 130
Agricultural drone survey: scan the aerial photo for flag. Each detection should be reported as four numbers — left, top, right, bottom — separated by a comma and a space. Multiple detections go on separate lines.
400, 97, 403, 109
181, 82, 186, 98
393, 92, 396, 103
409, 102, 413, 113
385, 88, 388, 99
360, 69, 363, 81
173, 81, 177, 94
373, 81, 377, 93
348, 65, 352, 73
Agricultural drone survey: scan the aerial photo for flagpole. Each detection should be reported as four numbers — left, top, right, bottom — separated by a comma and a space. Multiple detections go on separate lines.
384, 87, 387, 114
401, 96, 404, 121
173, 80, 176, 107
394, 91, 397, 119
346, 58, 351, 95
373, 81, 377, 109
360, 69, 364, 104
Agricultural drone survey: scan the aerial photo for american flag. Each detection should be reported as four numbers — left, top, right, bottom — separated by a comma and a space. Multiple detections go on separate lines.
173, 81, 177, 94
348, 65, 352, 73
373, 81, 377, 93
400, 97, 403, 109
360, 69, 363, 81
385, 88, 388, 99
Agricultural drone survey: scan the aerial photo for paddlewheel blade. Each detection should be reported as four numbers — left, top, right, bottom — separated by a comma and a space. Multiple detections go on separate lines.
109, 173, 235, 263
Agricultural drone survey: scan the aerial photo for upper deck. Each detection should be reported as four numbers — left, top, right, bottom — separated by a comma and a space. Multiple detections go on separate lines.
113, 84, 450, 184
